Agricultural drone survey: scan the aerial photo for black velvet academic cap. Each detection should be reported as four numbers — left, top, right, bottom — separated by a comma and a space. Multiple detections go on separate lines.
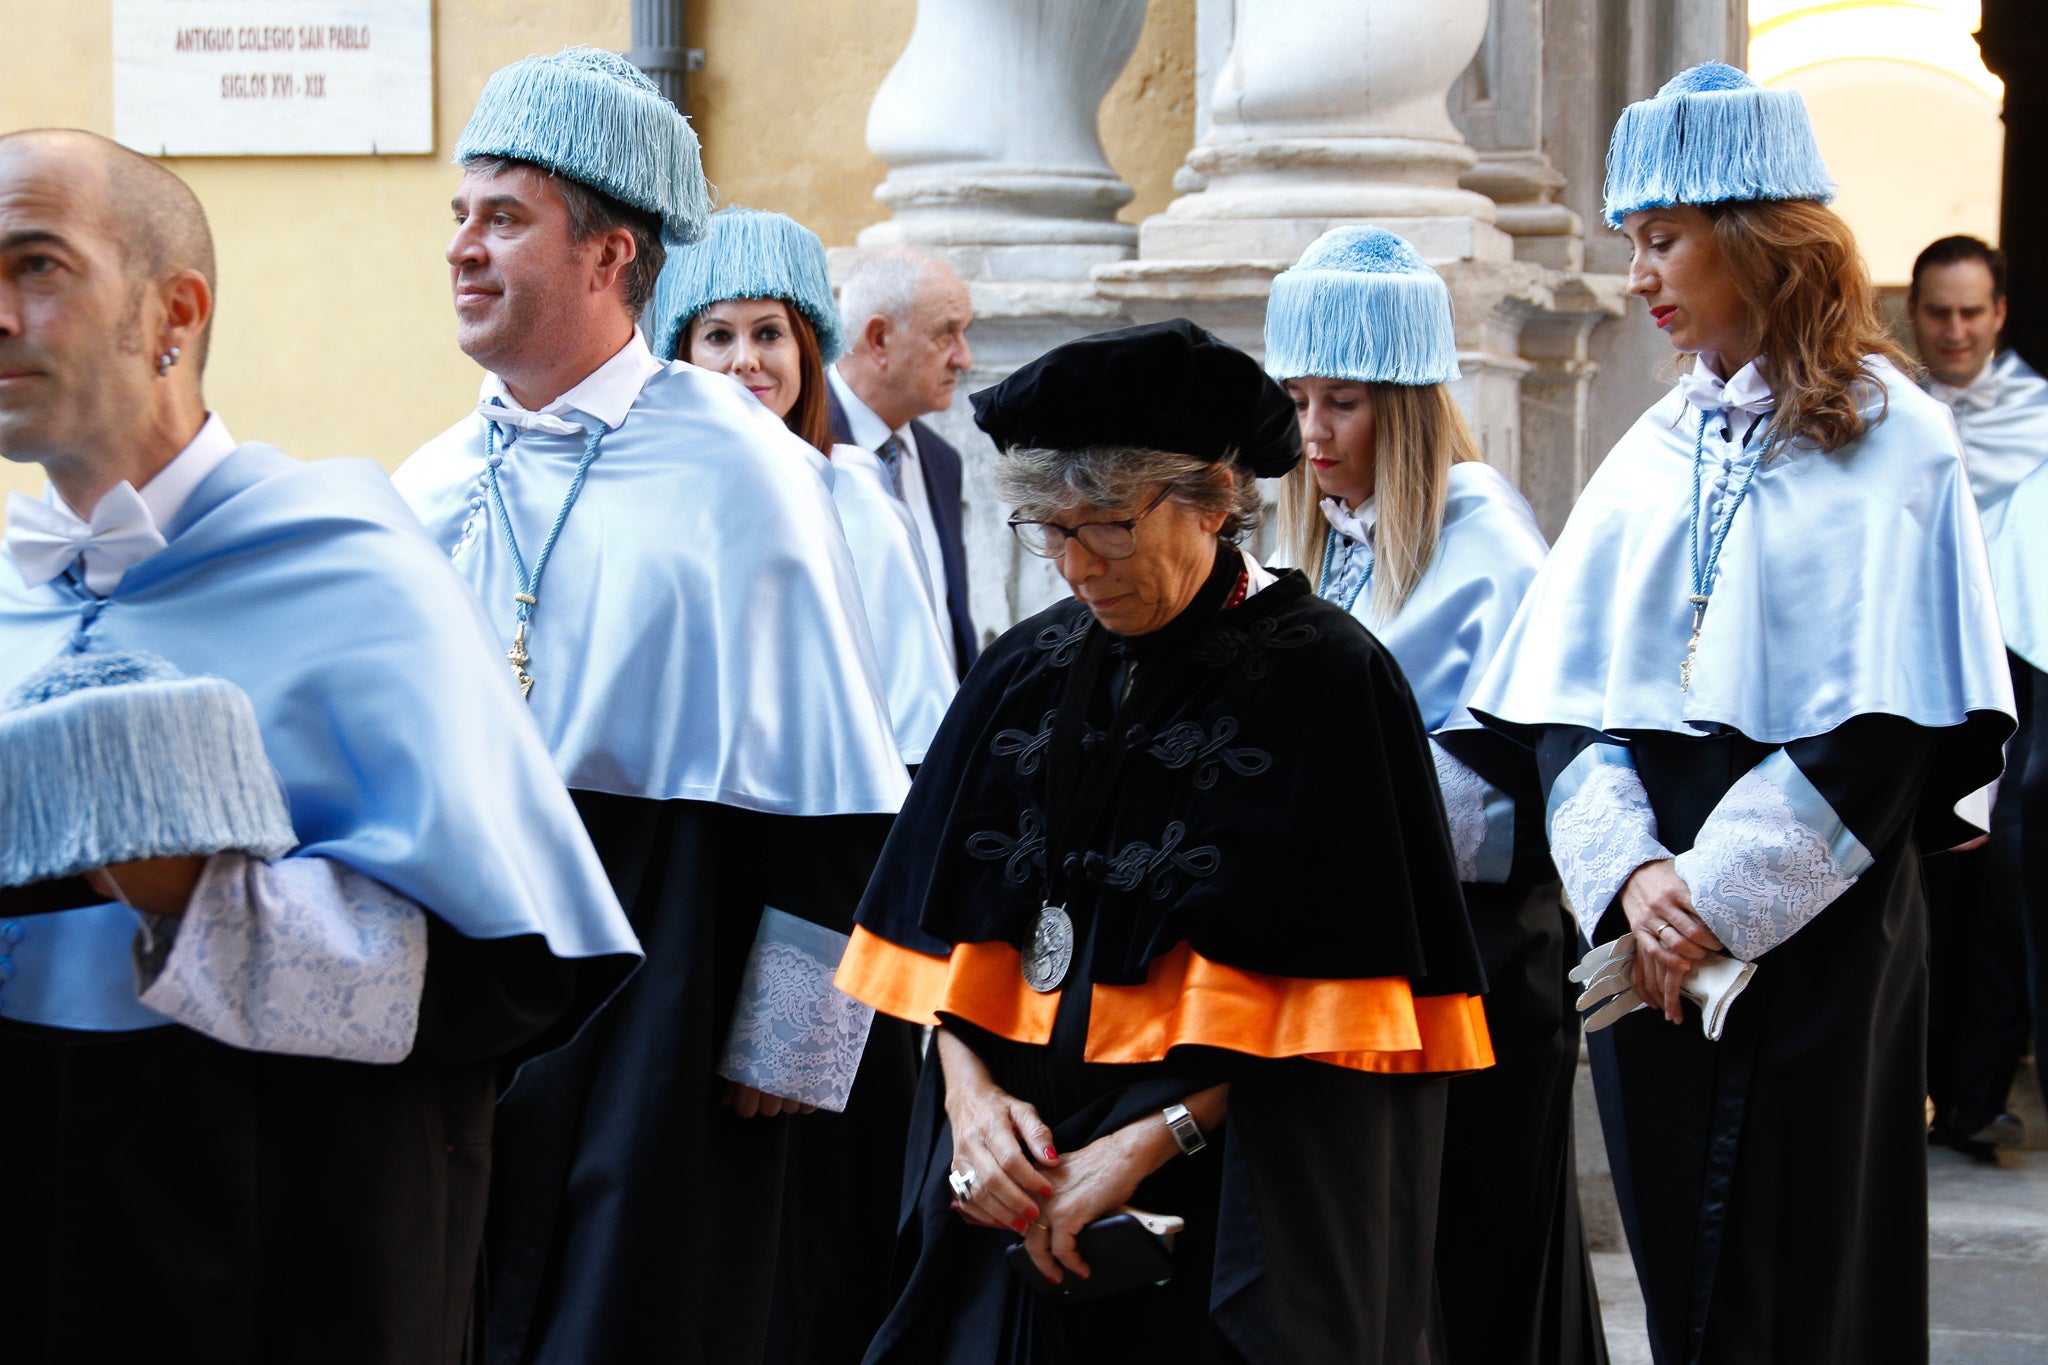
970, 318, 1302, 478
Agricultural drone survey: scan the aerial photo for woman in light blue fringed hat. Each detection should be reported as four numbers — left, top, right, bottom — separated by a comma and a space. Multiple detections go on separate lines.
1469, 62, 2014, 1364
1264, 225, 1593, 1365
650, 207, 957, 768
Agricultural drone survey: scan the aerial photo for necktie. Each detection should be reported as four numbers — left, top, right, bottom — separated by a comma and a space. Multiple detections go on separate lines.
479, 398, 586, 439
5, 482, 167, 595
876, 434, 908, 501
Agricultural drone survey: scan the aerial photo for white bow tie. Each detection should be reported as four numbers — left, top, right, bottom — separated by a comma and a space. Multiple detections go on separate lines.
478, 398, 585, 439
1676, 363, 1777, 420
5, 482, 167, 595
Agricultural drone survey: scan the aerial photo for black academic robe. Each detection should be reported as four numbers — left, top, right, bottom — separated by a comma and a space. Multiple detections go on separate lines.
841, 549, 1490, 1364
1926, 651, 2037, 1140
0, 914, 576, 1365
1535, 715, 1942, 1365
2014, 656, 2048, 1105
482, 793, 914, 1365
1432, 730, 1608, 1365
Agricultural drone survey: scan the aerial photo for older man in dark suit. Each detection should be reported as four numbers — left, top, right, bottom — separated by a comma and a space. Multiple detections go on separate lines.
828, 247, 978, 676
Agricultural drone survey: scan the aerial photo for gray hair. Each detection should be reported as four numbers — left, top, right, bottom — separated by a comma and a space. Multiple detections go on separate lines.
839, 246, 952, 346
996, 445, 1265, 543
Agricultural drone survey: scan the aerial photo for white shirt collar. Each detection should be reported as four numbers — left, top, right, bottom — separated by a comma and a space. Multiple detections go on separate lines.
829, 364, 913, 451
481, 330, 664, 433
50, 412, 238, 530
1320, 494, 1377, 547
1675, 355, 1777, 422
1928, 358, 2001, 415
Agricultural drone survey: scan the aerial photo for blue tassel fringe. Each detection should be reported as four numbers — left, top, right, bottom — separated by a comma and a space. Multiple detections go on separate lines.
1265, 227, 1461, 387
648, 207, 846, 364
457, 46, 713, 247
1, 652, 297, 888
1603, 62, 1834, 227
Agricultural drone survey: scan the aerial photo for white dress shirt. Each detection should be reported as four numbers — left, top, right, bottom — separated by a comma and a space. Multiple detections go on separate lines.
829, 365, 956, 670
481, 329, 667, 437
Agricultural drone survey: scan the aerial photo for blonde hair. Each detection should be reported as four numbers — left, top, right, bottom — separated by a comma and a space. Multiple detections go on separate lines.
1278, 382, 1482, 621
1705, 199, 1911, 456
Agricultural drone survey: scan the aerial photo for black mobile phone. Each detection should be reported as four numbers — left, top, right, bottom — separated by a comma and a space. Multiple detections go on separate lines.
1002, 1212, 1176, 1304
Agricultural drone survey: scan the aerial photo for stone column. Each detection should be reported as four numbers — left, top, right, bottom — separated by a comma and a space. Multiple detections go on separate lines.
836, 0, 1150, 636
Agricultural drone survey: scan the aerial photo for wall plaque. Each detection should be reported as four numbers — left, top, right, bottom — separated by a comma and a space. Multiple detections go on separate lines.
113, 1, 433, 156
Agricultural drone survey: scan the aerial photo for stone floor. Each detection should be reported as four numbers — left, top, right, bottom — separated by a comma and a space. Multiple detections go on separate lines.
1584, 1062, 2048, 1363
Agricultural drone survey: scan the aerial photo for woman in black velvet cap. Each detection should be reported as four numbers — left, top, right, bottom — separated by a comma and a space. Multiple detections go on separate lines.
836, 319, 1492, 1364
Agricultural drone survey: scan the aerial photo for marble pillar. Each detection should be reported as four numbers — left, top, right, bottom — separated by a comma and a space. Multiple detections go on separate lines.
835, 0, 1150, 635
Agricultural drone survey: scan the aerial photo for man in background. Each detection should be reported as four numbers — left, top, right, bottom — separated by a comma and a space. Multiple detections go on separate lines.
1913, 234, 2046, 1155
829, 246, 980, 675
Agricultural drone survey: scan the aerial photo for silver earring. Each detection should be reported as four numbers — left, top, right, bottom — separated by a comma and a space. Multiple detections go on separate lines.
156, 346, 181, 377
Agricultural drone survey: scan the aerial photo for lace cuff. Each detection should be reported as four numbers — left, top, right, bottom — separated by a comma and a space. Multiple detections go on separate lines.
717, 907, 874, 1113
1431, 740, 1515, 885
1546, 743, 1671, 940
134, 852, 428, 1064
1673, 749, 1871, 961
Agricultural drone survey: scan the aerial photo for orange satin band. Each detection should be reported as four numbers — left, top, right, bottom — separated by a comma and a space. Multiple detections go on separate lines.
835, 926, 1058, 1044
833, 926, 1493, 1075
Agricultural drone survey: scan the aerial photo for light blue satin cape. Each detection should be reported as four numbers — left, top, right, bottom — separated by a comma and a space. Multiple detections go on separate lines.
0, 445, 642, 1033
1470, 358, 2014, 759
829, 443, 956, 765
1949, 351, 2048, 671
1321, 461, 1547, 735
396, 361, 910, 814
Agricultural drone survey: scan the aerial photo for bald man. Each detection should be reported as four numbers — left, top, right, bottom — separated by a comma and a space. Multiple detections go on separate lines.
0, 130, 638, 1363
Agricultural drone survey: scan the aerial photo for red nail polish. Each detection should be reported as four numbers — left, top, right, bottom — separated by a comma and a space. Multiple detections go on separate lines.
1025, 1207, 1039, 1220
1043, 1147, 1058, 1160
1041, 1186, 1054, 1199
1012, 1218, 1029, 1232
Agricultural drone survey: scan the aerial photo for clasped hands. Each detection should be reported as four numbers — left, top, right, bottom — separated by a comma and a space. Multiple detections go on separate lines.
936, 1030, 1174, 1288
1582, 857, 1725, 1025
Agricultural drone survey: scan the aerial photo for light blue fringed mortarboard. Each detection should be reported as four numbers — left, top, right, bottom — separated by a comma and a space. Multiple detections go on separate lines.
1603, 62, 1834, 228
456, 46, 713, 247
0, 651, 296, 889
1263, 226, 1461, 387
647, 207, 846, 364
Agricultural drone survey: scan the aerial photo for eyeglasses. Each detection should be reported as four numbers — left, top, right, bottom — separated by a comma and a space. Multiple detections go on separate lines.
1009, 487, 1173, 561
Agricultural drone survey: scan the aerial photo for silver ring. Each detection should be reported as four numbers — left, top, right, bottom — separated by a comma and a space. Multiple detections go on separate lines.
948, 1166, 978, 1201
1656, 923, 1675, 942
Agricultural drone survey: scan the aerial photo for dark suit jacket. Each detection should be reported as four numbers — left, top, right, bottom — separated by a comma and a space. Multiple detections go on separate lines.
827, 386, 979, 677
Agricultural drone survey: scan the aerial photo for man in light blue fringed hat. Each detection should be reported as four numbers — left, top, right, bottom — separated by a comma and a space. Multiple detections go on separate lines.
396, 50, 919, 1365
0, 130, 639, 1363
1264, 225, 1595, 1363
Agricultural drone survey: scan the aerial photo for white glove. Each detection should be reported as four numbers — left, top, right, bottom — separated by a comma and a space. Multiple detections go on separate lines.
1568, 937, 1757, 1041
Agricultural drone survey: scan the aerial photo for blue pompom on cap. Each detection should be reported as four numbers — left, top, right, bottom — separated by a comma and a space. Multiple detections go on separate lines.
647, 207, 846, 365
456, 46, 713, 247
1264, 226, 1461, 388
1603, 60, 1834, 228
1, 651, 296, 889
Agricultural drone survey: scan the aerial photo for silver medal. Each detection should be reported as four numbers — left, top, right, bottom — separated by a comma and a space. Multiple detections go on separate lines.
1022, 903, 1075, 993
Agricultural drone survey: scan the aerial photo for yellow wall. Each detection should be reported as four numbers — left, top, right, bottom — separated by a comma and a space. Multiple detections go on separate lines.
2, 1, 1198, 500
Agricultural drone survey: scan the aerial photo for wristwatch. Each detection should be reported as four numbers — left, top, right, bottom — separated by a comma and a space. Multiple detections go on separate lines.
1162, 1102, 1207, 1156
